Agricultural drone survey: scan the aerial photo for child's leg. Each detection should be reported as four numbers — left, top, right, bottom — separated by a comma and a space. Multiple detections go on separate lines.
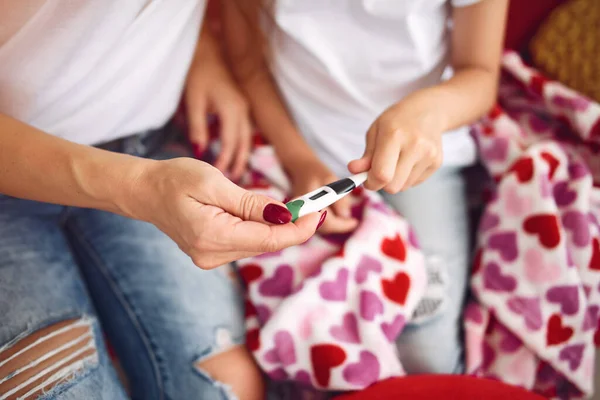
381, 167, 471, 374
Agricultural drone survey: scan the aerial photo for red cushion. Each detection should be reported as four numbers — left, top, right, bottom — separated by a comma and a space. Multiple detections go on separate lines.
333, 376, 546, 400
504, 0, 568, 50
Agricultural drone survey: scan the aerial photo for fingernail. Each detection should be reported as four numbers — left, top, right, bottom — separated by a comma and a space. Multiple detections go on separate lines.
316, 211, 327, 231
283, 197, 290, 204
192, 143, 204, 158
263, 204, 292, 224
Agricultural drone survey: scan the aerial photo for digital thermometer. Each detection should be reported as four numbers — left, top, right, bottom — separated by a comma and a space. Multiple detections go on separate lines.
285, 172, 368, 222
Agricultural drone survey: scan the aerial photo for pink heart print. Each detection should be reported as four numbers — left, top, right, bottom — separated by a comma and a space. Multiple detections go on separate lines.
330, 312, 361, 344
562, 211, 591, 248
484, 262, 517, 292
354, 256, 383, 284
259, 264, 294, 297
524, 248, 561, 284
482, 137, 510, 162
319, 268, 349, 301
553, 181, 577, 206
504, 185, 532, 217
559, 344, 585, 371
582, 305, 599, 331
359, 290, 384, 321
380, 315, 406, 343
546, 285, 580, 316
506, 296, 543, 331
487, 232, 519, 262
264, 331, 297, 366
342, 351, 381, 387
480, 212, 500, 233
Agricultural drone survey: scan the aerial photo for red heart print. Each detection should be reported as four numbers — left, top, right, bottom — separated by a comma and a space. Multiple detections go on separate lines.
380, 234, 406, 262
239, 264, 263, 284
523, 214, 561, 249
590, 238, 600, 271
540, 152, 559, 180
595, 319, 600, 346
381, 272, 411, 305
591, 119, 600, 139
530, 74, 549, 97
244, 299, 257, 319
310, 344, 347, 387
246, 328, 260, 352
488, 104, 503, 120
252, 133, 268, 147
352, 186, 364, 197
482, 124, 494, 136
472, 249, 483, 275
509, 157, 534, 183
546, 314, 573, 346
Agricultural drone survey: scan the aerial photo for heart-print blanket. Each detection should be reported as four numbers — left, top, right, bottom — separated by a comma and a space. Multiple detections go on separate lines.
236, 145, 427, 392
465, 51, 600, 399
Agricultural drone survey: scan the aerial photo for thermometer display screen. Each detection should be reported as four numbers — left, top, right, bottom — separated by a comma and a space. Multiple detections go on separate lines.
309, 190, 328, 200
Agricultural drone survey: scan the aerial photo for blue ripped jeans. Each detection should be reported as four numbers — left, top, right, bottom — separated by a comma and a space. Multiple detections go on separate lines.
0, 127, 245, 399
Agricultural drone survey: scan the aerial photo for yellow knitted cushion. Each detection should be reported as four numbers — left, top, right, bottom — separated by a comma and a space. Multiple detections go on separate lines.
530, 0, 600, 103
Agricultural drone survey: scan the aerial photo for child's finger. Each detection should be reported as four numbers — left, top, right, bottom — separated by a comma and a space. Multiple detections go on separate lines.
319, 212, 358, 234
348, 123, 378, 173
331, 195, 352, 219
230, 118, 252, 180
187, 102, 209, 154
402, 160, 431, 190
214, 109, 238, 173
365, 127, 402, 191
383, 150, 420, 194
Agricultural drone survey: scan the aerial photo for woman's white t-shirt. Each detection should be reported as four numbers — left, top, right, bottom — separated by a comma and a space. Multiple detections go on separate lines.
0, 0, 205, 145
270, 0, 482, 177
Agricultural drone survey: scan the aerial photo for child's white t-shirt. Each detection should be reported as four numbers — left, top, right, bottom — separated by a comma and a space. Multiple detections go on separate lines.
0, 0, 205, 145
270, 0, 482, 177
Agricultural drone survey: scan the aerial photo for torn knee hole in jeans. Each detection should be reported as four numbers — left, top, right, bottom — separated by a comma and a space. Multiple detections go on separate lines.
193, 328, 241, 400
411, 255, 449, 324
0, 317, 99, 400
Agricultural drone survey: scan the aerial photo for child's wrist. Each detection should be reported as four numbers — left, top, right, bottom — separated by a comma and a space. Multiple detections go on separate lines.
400, 87, 452, 134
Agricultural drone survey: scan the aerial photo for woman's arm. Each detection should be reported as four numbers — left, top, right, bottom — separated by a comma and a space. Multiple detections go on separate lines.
220, 0, 321, 172
0, 113, 144, 215
0, 114, 321, 268
349, 0, 509, 192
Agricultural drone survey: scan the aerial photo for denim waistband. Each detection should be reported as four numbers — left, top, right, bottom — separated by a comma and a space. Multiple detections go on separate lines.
95, 122, 176, 158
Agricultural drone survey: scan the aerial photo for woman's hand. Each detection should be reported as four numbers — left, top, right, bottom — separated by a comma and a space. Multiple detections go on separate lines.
128, 158, 322, 269
185, 25, 252, 181
348, 94, 444, 193
288, 158, 358, 235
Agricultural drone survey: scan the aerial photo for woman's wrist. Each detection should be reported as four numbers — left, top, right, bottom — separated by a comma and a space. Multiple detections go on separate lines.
106, 156, 160, 221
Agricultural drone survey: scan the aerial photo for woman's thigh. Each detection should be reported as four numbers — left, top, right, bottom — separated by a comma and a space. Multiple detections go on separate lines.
381, 167, 471, 374
66, 206, 247, 400
0, 196, 127, 399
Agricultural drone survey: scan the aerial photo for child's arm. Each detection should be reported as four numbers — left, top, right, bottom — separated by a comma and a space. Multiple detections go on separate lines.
349, 0, 509, 193
220, 0, 357, 234
220, 0, 320, 173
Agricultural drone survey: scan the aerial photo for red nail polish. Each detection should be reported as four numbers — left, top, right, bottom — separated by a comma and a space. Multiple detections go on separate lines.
316, 211, 327, 230
263, 204, 292, 224
192, 143, 204, 158
283, 197, 290, 204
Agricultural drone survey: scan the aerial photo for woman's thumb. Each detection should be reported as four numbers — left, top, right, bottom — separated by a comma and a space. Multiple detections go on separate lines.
211, 178, 292, 225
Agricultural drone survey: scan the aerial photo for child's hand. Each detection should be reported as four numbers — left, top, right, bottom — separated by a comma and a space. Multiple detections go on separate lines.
348, 97, 444, 194
289, 160, 358, 234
